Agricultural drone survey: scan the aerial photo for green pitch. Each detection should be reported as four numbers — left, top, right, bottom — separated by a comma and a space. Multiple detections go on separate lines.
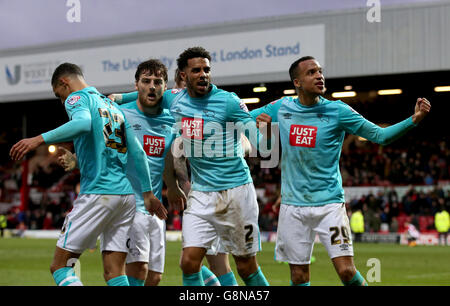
0, 238, 449, 286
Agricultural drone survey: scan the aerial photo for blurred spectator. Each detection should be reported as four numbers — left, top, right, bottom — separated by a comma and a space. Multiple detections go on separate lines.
435, 205, 449, 246
350, 206, 364, 242
390, 217, 399, 233
42, 212, 54, 230
0, 214, 6, 237
405, 221, 420, 247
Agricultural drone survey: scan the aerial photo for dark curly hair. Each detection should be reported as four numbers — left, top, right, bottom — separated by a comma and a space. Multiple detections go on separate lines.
177, 46, 211, 71
135, 59, 168, 83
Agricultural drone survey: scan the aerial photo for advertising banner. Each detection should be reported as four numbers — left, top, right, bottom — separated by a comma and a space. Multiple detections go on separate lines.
0, 24, 325, 102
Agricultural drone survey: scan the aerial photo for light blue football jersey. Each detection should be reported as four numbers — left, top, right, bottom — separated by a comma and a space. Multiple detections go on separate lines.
164, 85, 260, 192
250, 96, 417, 206
61, 87, 134, 195
120, 101, 176, 215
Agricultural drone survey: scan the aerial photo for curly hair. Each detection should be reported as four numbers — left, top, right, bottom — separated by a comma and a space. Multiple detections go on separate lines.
177, 46, 211, 71
135, 59, 168, 83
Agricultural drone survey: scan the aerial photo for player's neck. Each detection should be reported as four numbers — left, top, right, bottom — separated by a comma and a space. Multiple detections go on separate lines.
70, 78, 89, 93
298, 92, 320, 106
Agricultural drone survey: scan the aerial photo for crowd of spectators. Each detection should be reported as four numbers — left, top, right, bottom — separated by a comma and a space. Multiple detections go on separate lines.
247, 134, 450, 233
1, 133, 449, 234
348, 186, 449, 233
340, 135, 449, 187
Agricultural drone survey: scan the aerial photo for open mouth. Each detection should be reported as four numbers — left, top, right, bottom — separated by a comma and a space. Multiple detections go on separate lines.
147, 93, 157, 100
197, 81, 208, 90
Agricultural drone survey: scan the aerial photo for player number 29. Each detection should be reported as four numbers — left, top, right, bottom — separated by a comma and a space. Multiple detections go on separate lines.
98, 108, 127, 153
329, 226, 350, 245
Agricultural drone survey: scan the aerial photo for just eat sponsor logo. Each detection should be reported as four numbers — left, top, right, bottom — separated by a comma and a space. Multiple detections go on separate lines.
143, 135, 165, 157
181, 118, 203, 139
289, 125, 317, 148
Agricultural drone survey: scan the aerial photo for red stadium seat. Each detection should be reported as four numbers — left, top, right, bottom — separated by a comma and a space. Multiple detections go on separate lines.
419, 216, 428, 232
396, 214, 409, 232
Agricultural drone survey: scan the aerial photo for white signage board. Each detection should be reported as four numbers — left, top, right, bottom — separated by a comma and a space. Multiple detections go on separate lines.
0, 24, 325, 102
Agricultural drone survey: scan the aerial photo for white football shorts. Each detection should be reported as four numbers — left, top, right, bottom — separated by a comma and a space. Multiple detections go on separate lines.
275, 203, 354, 265
206, 236, 227, 256
182, 183, 261, 257
126, 210, 166, 273
57, 194, 136, 254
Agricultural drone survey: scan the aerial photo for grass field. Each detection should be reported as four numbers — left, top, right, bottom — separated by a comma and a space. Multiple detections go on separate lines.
0, 238, 449, 286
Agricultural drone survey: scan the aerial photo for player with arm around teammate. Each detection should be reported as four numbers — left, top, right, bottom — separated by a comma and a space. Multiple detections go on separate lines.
110, 65, 242, 286
58, 60, 181, 286
10, 63, 166, 286
170, 67, 240, 286
120, 59, 183, 286
169, 47, 272, 286
251, 56, 430, 286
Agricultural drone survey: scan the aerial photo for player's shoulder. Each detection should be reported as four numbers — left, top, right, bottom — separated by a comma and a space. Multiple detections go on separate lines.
119, 100, 137, 110
220, 89, 250, 113
161, 108, 176, 122
213, 85, 238, 101
331, 98, 361, 115
164, 88, 186, 107
65, 88, 92, 108
329, 98, 346, 107
65, 93, 84, 106
209, 84, 239, 106
80, 86, 103, 99
273, 96, 292, 106
263, 96, 291, 112
164, 88, 186, 99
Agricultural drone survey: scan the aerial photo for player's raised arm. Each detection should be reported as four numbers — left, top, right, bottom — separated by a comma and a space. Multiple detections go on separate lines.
226, 95, 275, 155
250, 98, 285, 154
108, 91, 138, 105
339, 97, 430, 146
10, 135, 45, 161
109, 89, 177, 109
249, 98, 283, 123
411, 97, 431, 124
10, 106, 91, 161
42, 110, 92, 143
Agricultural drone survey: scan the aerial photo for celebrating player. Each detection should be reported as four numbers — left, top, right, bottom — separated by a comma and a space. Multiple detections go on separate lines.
10, 63, 166, 286
58, 60, 183, 286
120, 59, 183, 286
112, 59, 258, 286
171, 66, 240, 286
250, 56, 431, 286
169, 47, 272, 286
